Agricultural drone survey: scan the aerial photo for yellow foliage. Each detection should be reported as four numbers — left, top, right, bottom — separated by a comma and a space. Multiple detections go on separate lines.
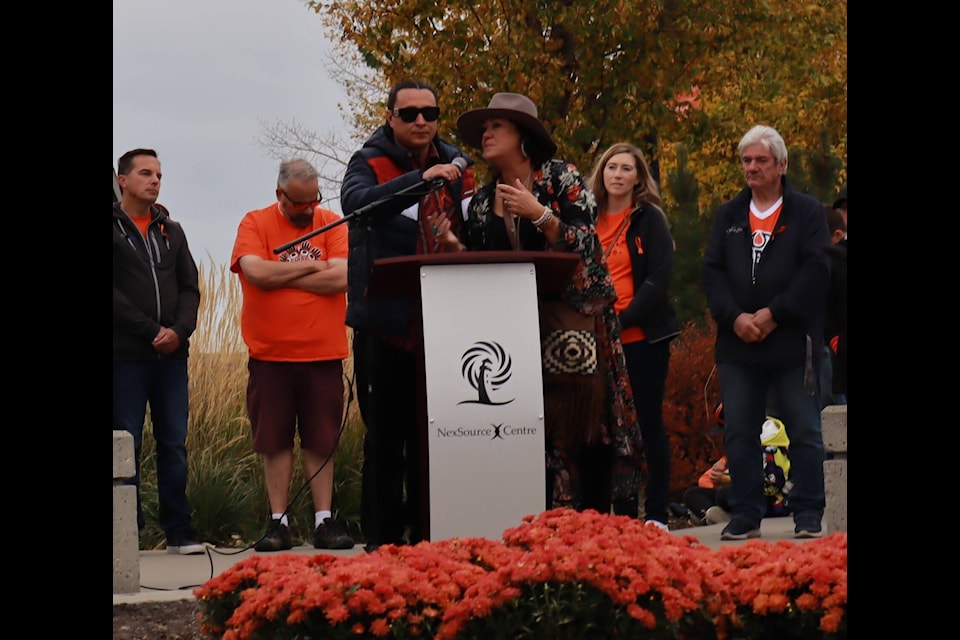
308, 0, 845, 216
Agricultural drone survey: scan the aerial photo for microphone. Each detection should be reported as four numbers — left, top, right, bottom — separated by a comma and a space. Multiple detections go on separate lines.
331, 156, 474, 230
425, 156, 471, 189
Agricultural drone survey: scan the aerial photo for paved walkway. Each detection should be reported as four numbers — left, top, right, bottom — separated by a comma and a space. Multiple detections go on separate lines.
114, 516, 826, 605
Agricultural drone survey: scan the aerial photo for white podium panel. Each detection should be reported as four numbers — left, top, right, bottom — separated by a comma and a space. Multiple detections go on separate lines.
419, 262, 546, 541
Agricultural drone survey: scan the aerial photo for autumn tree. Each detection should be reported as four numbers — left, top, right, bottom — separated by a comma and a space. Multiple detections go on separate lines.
304, 0, 845, 211
674, 1, 847, 209
667, 144, 711, 327
282, 0, 844, 494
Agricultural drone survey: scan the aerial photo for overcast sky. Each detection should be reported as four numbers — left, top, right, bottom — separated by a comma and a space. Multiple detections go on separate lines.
113, 0, 351, 268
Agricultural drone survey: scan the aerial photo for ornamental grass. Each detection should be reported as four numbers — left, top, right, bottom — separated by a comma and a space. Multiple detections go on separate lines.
194, 508, 847, 639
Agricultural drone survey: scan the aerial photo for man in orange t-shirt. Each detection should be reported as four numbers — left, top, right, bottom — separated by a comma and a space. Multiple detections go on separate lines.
230, 157, 353, 552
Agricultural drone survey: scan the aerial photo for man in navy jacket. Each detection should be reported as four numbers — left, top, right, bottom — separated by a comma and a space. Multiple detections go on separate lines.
702, 125, 831, 541
341, 80, 474, 552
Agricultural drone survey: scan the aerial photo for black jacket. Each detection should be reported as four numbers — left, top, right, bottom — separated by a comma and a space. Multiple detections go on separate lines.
616, 202, 681, 344
113, 202, 200, 361
702, 177, 830, 368
823, 239, 847, 394
340, 125, 472, 336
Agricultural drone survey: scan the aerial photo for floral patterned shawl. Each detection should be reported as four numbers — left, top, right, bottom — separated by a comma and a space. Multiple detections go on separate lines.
461, 159, 644, 507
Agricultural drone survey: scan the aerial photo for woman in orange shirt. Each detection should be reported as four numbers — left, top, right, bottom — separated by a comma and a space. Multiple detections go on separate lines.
587, 142, 681, 528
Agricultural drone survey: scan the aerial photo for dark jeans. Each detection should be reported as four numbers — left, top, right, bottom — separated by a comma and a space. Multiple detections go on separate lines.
717, 362, 825, 525
682, 485, 731, 516
683, 485, 787, 519
819, 345, 834, 408
622, 339, 672, 524
353, 331, 423, 546
113, 358, 193, 537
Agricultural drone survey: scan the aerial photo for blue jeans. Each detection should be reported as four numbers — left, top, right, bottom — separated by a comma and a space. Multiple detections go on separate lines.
717, 362, 825, 525
113, 358, 193, 537
622, 339, 672, 524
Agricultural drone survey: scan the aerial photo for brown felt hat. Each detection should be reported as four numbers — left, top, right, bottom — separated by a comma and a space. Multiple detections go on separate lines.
456, 92, 558, 157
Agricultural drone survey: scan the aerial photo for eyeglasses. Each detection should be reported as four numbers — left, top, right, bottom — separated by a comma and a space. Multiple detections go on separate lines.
392, 106, 441, 123
279, 189, 322, 207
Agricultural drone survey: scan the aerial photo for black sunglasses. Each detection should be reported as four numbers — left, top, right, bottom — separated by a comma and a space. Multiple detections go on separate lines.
392, 106, 441, 123
279, 189, 322, 207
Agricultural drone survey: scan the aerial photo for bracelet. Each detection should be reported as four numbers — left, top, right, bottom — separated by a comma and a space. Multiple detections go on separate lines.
532, 207, 554, 228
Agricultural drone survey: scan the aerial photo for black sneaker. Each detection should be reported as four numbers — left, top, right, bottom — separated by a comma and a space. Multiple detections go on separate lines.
255, 519, 293, 552
794, 516, 824, 539
314, 517, 355, 550
720, 519, 761, 541
166, 529, 205, 555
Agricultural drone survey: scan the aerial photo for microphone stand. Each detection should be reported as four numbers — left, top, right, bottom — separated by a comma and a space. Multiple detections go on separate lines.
273, 180, 435, 254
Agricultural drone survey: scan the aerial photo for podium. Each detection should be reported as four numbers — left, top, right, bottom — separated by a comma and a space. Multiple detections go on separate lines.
369, 251, 579, 541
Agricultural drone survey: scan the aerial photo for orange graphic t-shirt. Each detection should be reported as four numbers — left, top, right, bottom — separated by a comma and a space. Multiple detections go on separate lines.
749, 198, 783, 283
230, 203, 349, 362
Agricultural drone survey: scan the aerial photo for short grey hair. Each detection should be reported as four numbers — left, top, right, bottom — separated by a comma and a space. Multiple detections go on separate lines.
277, 158, 319, 189
738, 125, 788, 167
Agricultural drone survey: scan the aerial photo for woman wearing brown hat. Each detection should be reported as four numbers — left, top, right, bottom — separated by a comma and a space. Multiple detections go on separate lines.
434, 92, 643, 515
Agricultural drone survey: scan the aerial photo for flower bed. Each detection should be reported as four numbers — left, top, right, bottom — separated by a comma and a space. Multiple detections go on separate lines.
195, 509, 846, 639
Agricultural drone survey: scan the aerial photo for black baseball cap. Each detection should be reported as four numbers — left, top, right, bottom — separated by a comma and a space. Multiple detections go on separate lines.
833, 186, 847, 210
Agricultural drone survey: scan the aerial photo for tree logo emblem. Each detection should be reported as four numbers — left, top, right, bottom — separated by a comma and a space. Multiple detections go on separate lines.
458, 341, 515, 406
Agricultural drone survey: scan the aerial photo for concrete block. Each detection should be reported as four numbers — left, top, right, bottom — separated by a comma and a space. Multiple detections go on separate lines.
113, 484, 140, 593
820, 405, 847, 534
114, 430, 136, 480
823, 459, 847, 533
821, 405, 847, 454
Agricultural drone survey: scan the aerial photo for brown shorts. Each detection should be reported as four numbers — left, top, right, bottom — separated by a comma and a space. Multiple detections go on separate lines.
246, 358, 344, 456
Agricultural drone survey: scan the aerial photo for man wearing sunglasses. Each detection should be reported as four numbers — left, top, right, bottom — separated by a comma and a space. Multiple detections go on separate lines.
341, 79, 475, 553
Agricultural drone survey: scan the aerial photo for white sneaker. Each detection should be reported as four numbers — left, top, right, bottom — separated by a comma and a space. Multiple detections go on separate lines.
645, 519, 669, 532
167, 540, 205, 555
166, 531, 206, 555
705, 506, 731, 525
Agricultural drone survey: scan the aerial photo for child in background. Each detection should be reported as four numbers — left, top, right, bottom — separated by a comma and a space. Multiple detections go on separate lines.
677, 412, 791, 526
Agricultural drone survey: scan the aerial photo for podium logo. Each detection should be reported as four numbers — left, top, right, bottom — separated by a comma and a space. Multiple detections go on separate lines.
458, 340, 515, 406
435, 423, 538, 440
